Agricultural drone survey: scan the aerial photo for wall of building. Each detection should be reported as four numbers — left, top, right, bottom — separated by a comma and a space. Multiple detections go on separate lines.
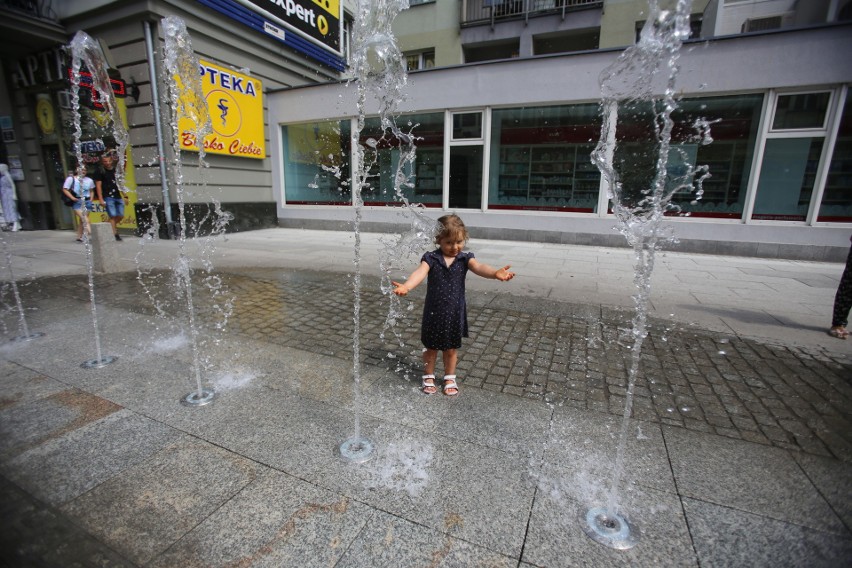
3, 0, 346, 234
269, 24, 852, 260
599, 0, 711, 48
392, 0, 462, 67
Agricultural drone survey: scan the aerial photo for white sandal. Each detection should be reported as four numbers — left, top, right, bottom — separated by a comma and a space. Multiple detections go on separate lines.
443, 375, 459, 396
422, 374, 437, 394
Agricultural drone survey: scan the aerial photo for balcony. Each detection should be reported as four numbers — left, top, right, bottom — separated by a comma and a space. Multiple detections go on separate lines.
461, 0, 604, 27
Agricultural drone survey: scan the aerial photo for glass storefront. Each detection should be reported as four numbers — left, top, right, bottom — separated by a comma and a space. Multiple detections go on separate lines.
819, 94, 852, 222
279, 91, 849, 225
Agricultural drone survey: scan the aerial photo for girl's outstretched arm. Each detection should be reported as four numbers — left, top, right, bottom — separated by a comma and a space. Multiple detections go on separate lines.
392, 261, 430, 296
469, 259, 515, 281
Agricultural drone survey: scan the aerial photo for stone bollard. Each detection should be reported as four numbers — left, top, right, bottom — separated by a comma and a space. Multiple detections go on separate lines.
90, 222, 123, 273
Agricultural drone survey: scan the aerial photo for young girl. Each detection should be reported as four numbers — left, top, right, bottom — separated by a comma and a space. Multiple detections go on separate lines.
392, 214, 515, 395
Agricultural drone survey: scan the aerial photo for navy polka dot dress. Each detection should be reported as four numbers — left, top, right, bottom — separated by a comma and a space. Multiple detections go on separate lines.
420, 249, 474, 350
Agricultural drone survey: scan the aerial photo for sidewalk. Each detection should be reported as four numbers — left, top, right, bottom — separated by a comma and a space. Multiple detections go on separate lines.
5, 227, 851, 354
1, 227, 851, 567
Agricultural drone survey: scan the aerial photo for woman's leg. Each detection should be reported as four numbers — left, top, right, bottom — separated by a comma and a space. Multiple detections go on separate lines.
831, 245, 852, 332
74, 208, 85, 239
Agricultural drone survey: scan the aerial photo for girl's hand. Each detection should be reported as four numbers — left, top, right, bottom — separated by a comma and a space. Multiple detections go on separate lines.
495, 265, 515, 281
391, 281, 409, 296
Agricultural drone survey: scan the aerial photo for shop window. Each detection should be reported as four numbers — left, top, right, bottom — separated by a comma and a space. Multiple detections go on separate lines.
752, 90, 833, 221
605, 95, 763, 218
489, 103, 602, 212
818, 94, 852, 222
359, 112, 444, 206
281, 120, 351, 205
669, 94, 764, 218
752, 138, 823, 221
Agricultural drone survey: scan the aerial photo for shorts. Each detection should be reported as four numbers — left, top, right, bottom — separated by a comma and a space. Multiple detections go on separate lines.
104, 196, 125, 218
72, 199, 95, 212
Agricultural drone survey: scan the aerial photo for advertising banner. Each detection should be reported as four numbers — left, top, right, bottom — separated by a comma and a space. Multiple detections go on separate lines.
236, 0, 342, 56
177, 60, 265, 159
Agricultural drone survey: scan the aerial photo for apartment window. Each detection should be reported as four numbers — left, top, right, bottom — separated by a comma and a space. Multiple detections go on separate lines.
635, 15, 702, 42
405, 50, 435, 71
533, 29, 600, 55
464, 40, 520, 63
282, 120, 351, 205
360, 112, 444, 206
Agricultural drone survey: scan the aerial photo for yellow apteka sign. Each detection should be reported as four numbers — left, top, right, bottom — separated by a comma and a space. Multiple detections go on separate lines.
178, 60, 265, 159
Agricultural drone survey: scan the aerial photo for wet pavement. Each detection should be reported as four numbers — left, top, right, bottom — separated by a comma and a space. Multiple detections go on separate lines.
1, 228, 851, 567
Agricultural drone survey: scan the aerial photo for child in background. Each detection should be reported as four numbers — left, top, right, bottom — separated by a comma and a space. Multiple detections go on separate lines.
392, 214, 515, 395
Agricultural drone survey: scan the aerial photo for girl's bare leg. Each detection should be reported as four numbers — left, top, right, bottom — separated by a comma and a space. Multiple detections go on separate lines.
442, 349, 457, 376
423, 348, 438, 375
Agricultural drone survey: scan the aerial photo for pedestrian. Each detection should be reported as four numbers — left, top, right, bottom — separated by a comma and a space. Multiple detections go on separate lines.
0, 163, 21, 231
829, 234, 852, 339
392, 214, 515, 395
62, 166, 96, 242
92, 150, 127, 241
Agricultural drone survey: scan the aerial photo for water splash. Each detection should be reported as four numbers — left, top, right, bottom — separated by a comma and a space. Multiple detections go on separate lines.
68, 32, 121, 367
159, 15, 234, 405
589, 0, 704, 535
0, 233, 42, 342
344, 0, 412, 444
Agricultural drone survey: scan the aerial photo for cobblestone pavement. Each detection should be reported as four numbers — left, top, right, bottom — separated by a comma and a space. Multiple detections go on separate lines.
18, 267, 852, 462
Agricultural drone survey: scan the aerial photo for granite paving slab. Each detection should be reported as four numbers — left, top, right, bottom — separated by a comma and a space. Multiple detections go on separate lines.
60, 436, 260, 566
791, 451, 852, 530
0, 477, 134, 568
664, 426, 847, 534
542, 406, 676, 501
336, 509, 518, 568
0, 360, 67, 409
683, 497, 852, 567
0, 387, 119, 462
148, 467, 374, 568
522, 477, 696, 567
4, 408, 180, 507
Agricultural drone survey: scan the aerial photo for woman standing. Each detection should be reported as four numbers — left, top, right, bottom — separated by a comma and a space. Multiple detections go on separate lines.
0, 164, 21, 231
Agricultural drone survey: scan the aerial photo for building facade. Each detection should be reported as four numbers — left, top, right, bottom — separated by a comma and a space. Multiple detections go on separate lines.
271, 9, 852, 260
0, 0, 351, 235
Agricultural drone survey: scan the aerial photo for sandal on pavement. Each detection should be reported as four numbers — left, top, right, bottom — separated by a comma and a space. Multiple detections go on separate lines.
828, 326, 849, 339
443, 375, 459, 396
422, 375, 437, 395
